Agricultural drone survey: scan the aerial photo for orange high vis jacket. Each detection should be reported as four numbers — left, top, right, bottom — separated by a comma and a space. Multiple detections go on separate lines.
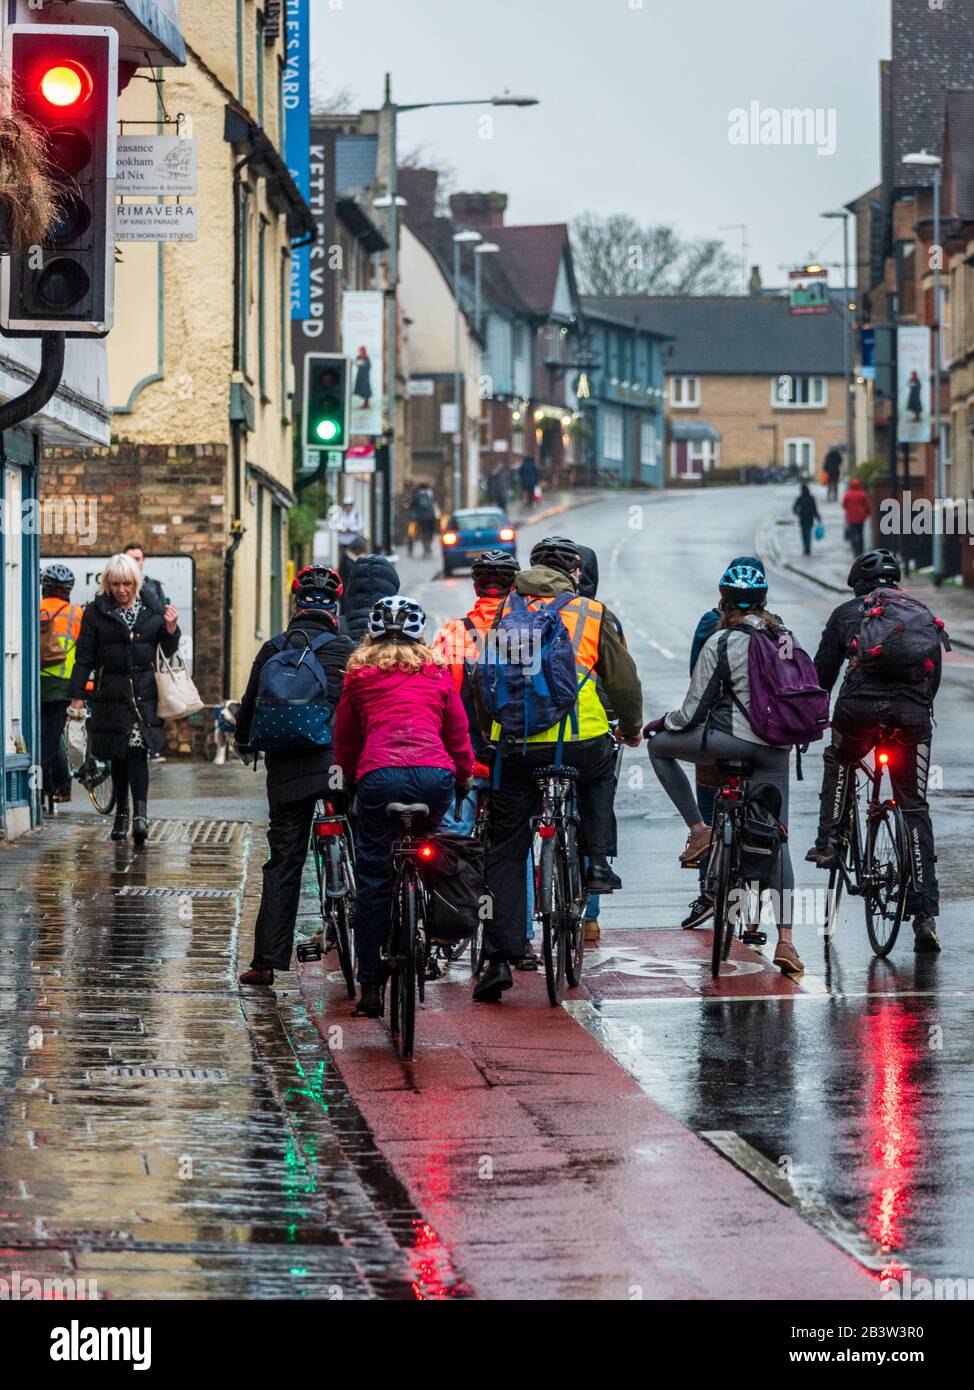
432, 593, 504, 690
39, 596, 85, 679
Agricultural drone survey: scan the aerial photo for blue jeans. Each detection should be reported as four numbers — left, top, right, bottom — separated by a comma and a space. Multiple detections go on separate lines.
353, 767, 454, 986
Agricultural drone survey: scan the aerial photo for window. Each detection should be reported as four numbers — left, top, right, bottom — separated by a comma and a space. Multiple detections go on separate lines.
772, 375, 826, 408
603, 410, 624, 462
239, 190, 250, 379
3, 466, 23, 757
689, 439, 718, 471
258, 216, 268, 399
255, 486, 264, 639
270, 503, 283, 631
640, 417, 657, 465
255, 11, 265, 126
784, 437, 814, 475
670, 375, 700, 408
513, 322, 530, 397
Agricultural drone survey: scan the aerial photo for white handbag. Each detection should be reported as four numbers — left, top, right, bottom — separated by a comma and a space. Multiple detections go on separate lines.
155, 647, 204, 720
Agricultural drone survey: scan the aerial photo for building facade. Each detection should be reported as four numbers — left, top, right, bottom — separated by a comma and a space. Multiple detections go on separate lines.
579, 300, 667, 486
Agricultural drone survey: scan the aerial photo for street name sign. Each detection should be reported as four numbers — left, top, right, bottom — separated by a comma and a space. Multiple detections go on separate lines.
117, 203, 198, 241
116, 136, 197, 196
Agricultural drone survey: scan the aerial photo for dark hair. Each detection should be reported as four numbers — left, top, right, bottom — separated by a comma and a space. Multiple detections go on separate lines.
719, 606, 784, 636
123, 543, 144, 555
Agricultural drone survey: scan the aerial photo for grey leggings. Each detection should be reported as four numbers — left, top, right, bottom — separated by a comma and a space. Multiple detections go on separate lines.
649, 726, 794, 926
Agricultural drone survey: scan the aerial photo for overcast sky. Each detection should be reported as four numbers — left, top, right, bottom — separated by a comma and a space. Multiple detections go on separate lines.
311, 0, 890, 290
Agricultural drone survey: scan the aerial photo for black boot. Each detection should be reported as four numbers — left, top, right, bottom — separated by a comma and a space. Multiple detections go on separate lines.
353, 983, 383, 1018
583, 854, 622, 893
110, 804, 130, 840
132, 801, 149, 846
473, 957, 513, 1003
913, 915, 941, 953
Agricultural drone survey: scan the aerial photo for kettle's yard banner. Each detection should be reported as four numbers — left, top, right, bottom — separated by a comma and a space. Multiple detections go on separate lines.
285, 0, 310, 320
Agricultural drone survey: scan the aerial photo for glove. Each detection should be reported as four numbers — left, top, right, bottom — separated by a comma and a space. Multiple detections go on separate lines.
456, 777, 474, 797
642, 716, 667, 737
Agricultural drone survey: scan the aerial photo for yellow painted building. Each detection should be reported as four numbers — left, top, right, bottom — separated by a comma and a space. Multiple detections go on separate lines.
44, 0, 314, 742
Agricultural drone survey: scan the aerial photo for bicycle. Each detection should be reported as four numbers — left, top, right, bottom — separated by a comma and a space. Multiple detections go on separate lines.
531, 764, 588, 1006
298, 798, 357, 997
823, 730, 909, 958
64, 713, 116, 815
704, 758, 770, 977
384, 800, 437, 1060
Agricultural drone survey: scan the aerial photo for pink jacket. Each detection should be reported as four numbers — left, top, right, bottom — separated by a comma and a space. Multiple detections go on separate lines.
332, 662, 475, 785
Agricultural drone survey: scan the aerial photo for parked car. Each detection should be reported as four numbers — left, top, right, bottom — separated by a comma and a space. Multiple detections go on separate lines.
440, 507, 517, 576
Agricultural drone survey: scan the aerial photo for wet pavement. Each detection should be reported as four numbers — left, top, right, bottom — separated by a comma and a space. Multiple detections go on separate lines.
2, 484, 972, 1299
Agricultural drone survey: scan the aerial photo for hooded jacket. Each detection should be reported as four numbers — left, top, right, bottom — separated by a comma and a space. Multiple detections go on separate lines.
340, 554, 400, 641
842, 482, 871, 525
332, 661, 474, 785
665, 612, 786, 746
493, 565, 642, 739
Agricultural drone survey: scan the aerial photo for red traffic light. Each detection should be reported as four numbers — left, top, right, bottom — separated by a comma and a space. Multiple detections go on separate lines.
39, 60, 93, 109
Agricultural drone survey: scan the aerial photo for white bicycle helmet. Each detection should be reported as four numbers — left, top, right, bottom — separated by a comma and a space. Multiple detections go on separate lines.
367, 594, 426, 640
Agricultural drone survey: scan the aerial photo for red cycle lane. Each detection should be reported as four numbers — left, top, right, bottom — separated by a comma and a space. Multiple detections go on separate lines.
299, 928, 877, 1301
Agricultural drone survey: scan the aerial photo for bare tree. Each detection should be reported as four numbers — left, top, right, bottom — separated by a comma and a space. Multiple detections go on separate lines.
571, 212, 738, 296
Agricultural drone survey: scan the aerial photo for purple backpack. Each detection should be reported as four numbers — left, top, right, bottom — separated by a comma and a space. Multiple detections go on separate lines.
721, 626, 830, 753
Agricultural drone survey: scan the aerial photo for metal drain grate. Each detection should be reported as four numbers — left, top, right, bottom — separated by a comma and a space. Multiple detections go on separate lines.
101, 1065, 230, 1081
145, 819, 244, 845
114, 886, 237, 899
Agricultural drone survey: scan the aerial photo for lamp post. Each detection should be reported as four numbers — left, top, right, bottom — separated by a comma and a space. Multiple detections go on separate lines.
821, 209, 856, 473
453, 229, 482, 511
902, 149, 944, 583
378, 79, 537, 541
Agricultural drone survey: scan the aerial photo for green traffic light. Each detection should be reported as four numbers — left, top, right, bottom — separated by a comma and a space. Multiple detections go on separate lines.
315, 418, 340, 443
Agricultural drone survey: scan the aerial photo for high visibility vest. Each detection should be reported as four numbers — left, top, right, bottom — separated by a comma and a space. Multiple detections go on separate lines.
433, 595, 503, 690
39, 597, 84, 679
491, 591, 608, 743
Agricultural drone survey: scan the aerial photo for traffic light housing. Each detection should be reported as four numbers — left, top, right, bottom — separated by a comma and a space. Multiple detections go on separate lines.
303, 353, 351, 449
1, 25, 117, 336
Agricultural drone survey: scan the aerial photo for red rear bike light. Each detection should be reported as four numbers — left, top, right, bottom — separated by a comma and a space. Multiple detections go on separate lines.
315, 821, 343, 836
442, 532, 457, 546
877, 751, 891, 766
419, 844, 435, 860
472, 761, 490, 779
537, 825, 556, 839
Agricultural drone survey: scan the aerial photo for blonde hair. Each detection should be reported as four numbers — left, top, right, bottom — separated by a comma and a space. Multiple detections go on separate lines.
347, 634, 441, 674
720, 606, 783, 636
99, 553, 143, 595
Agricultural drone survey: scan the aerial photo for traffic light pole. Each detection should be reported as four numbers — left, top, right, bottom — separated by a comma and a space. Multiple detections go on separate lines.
0, 332, 65, 432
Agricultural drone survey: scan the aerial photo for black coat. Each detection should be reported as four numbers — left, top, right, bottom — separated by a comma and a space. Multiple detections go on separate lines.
236, 608, 355, 805
339, 554, 399, 641
68, 593, 181, 758
793, 492, 821, 526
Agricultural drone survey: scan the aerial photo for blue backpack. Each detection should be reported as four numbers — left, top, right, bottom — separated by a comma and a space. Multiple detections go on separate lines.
248, 628, 337, 752
471, 591, 588, 750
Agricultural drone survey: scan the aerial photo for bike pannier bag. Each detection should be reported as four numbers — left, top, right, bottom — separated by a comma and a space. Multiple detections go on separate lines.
425, 832, 486, 943
738, 785, 787, 886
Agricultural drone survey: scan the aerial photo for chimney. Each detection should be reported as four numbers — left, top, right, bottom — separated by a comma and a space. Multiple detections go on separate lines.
448, 191, 508, 230
396, 167, 438, 223
748, 264, 763, 295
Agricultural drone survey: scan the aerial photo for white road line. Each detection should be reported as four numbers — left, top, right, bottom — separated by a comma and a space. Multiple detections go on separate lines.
569, 987, 974, 1005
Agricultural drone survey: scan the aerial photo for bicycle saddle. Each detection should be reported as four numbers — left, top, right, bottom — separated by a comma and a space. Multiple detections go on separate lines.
385, 801, 430, 817
531, 764, 579, 782
715, 758, 754, 777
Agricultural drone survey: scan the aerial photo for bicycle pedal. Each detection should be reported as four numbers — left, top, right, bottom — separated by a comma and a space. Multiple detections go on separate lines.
425, 959, 443, 981
296, 942, 323, 963
742, 930, 767, 946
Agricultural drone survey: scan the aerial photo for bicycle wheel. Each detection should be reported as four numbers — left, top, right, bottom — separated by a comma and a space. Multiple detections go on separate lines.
394, 873, 418, 1058
710, 816, 734, 978
564, 822, 585, 988
328, 836, 357, 999
88, 773, 116, 815
469, 915, 485, 975
864, 802, 908, 958
541, 840, 568, 1006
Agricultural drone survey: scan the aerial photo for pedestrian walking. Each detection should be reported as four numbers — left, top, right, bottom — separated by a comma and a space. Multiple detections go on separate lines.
486, 465, 509, 512
334, 495, 365, 583
333, 596, 474, 1017
823, 446, 842, 502
842, 477, 871, 557
39, 563, 85, 806
123, 544, 166, 614
340, 550, 399, 641
235, 566, 354, 987
406, 485, 439, 557
67, 553, 181, 845
518, 454, 539, 509
793, 483, 822, 556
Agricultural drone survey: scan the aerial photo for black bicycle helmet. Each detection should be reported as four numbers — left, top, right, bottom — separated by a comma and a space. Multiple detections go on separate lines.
291, 564, 343, 604
41, 562, 75, 589
471, 548, 518, 595
848, 548, 900, 594
529, 535, 582, 577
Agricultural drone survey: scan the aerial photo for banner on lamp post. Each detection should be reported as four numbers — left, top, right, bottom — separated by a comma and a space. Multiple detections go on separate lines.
897, 325, 931, 444
284, 0, 310, 320
340, 291, 385, 436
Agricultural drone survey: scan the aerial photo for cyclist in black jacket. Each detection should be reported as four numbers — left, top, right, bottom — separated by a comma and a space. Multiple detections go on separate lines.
806, 548, 942, 953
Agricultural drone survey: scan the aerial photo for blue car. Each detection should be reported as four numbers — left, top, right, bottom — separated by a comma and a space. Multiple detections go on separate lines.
441, 507, 517, 576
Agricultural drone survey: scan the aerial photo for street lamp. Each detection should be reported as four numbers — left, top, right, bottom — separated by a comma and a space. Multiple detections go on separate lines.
453, 229, 482, 512
821, 209, 856, 473
379, 76, 538, 544
902, 149, 944, 583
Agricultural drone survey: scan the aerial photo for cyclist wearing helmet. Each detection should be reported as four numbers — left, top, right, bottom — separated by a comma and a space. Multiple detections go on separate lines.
236, 566, 355, 987
474, 535, 643, 1004
807, 548, 943, 952
644, 561, 803, 976
333, 595, 475, 1017
39, 563, 84, 805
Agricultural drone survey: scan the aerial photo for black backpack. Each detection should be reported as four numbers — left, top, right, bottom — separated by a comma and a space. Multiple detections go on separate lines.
851, 588, 950, 684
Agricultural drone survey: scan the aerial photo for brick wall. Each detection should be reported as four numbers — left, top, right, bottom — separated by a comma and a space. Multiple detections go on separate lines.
665, 373, 847, 476
39, 442, 229, 758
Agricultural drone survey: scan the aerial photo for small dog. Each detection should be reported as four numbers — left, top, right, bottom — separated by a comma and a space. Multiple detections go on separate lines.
214, 700, 242, 765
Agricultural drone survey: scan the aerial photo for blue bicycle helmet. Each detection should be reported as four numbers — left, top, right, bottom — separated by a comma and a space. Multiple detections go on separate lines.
719, 560, 768, 611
